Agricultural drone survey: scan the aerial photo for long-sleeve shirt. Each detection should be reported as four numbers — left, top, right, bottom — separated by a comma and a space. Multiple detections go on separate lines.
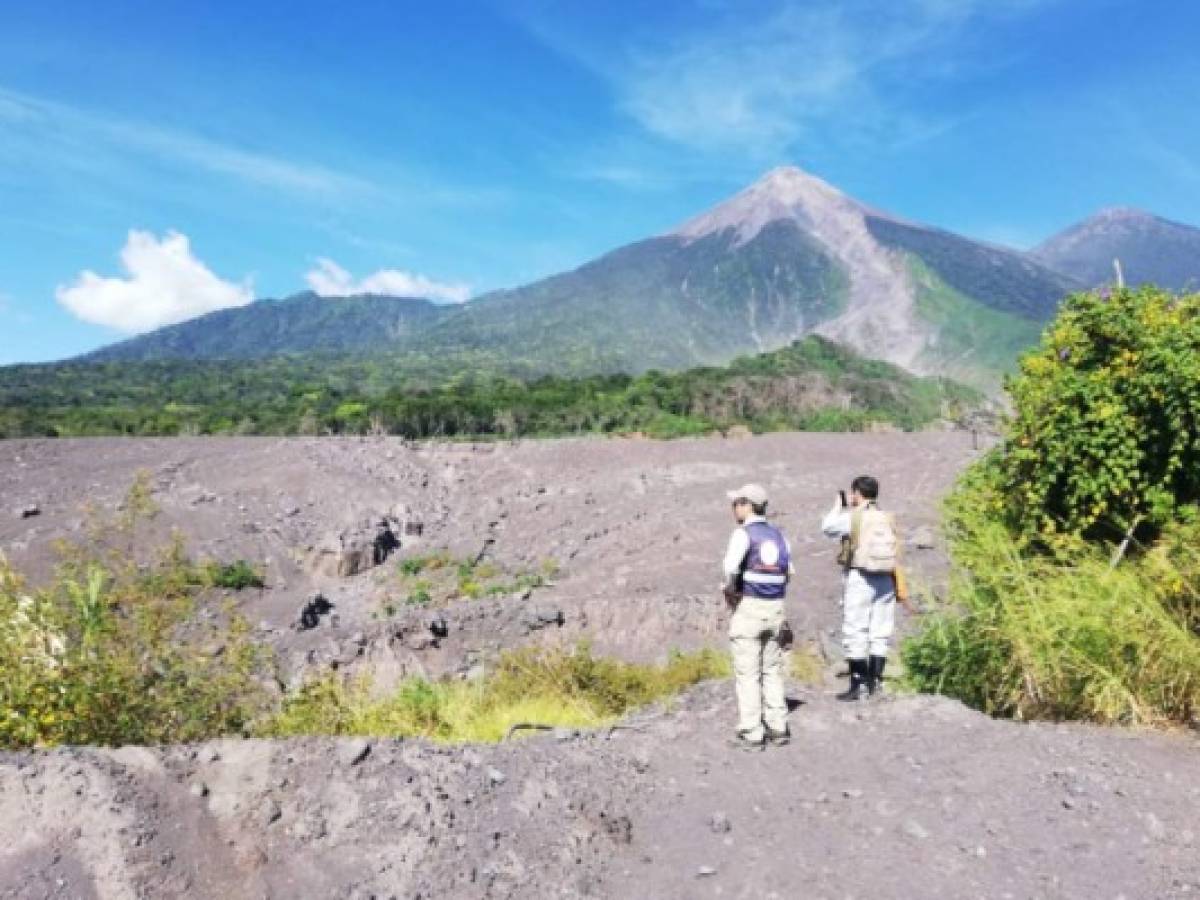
722, 515, 794, 588
821, 499, 852, 539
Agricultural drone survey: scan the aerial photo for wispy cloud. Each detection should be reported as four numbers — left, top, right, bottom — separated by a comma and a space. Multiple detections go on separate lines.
57, 230, 254, 333
516, 1, 1050, 160
0, 86, 369, 198
305, 258, 472, 304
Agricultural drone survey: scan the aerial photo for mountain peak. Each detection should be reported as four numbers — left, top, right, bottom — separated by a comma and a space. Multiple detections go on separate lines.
751, 165, 834, 191
672, 166, 867, 245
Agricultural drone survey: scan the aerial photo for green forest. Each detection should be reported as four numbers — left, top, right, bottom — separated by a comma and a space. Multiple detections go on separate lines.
0, 335, 980, 439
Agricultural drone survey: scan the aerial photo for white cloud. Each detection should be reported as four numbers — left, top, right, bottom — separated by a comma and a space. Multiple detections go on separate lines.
56, 230, 253, 333
305, 258, 471, 304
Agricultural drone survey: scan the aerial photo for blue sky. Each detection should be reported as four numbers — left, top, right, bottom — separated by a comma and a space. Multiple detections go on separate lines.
1, 0, 1198, 363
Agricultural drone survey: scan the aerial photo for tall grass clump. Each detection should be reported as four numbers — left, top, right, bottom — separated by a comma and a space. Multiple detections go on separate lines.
260, 645, 731, 743
0, 476, 273, 749
904, 286, 1200, 726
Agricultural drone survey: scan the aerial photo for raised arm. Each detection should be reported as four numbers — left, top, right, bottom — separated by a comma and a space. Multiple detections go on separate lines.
821, 497, 851, 538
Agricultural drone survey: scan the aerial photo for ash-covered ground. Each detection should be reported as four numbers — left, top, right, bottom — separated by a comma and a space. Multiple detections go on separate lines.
2, 434, 1197, 899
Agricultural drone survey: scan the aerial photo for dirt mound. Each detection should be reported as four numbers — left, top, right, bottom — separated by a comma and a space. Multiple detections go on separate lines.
3, 686, 1197, 899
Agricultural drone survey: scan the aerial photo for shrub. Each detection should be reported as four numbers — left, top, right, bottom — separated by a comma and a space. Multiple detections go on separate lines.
202, 560, 265, 590
992, 286, 1200, 546
399, 557, 426, 576
0, 482, 274, 749
405, 583, 433, 606
902, 512, 1199, 725
904, 288, 1200, 726
260, 645, 732, 743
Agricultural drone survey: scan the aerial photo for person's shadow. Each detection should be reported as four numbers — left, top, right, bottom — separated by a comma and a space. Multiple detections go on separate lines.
786, 696, 807, 713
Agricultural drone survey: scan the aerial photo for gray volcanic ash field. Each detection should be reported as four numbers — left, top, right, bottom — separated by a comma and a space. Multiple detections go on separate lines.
2, 434, 1198, 899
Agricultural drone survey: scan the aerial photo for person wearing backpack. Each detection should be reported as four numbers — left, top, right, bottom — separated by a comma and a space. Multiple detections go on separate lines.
821, 475, 913, 701
721, 483, 793, 750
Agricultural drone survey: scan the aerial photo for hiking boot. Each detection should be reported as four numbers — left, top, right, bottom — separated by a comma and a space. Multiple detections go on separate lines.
765, 727, 790, 746
728, 732, 765, 752
867, 655, 887, 698
837, 658, 868, 702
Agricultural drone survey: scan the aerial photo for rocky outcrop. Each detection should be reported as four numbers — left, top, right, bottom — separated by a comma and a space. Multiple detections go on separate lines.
308, 515, 405, 578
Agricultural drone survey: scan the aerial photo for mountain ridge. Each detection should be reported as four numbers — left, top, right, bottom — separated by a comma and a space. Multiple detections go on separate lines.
1032, 207, 1200, 291
61, 166, 1181, 388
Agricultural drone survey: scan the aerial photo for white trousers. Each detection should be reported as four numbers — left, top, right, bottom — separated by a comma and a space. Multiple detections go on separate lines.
841, 569, 896, 660
729, 596, 788, 740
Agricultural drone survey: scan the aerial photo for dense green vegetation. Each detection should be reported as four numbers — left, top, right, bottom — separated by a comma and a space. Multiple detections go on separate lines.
904, 286, 1200, 725
865, 214, 1078, 320
83, 293, 448, 362
0, 480, 272, 748
0, 336, 981, 439
909, 256, 1046, 388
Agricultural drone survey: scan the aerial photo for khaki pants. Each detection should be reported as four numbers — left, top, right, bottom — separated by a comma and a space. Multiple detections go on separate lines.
729, 596, 788, 741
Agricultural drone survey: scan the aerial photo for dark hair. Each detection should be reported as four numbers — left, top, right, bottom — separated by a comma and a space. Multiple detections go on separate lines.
851, 475, 879, 500
751, 501, 768, 516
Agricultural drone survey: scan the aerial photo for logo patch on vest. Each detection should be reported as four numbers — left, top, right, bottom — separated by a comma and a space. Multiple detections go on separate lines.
759, 540, 781, 568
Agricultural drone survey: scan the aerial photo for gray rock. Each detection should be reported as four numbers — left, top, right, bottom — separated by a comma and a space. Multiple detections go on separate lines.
697, 866, 717, 877
189, 782, 209, 799
487, 767, 507, 786
338, 739, 372, 767
901, 819, 930, 841
523, 607, 565, 632
909, 526, 936, 550
709, 812, 732, 834
18, 505, 40, 519
1145, 812, 1166, 840
309, 516, 403, 578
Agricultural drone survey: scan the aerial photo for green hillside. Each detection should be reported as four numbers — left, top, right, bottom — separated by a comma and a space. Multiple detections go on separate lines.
0, 336, 980, 439
82, 293, 449, 362
429, 220, 849, 372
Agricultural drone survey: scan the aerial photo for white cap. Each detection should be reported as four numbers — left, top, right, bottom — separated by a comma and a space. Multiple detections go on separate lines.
726, 483, 768, 506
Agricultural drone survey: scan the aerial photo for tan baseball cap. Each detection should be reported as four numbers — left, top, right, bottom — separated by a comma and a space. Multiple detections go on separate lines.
726, 483, 768, 505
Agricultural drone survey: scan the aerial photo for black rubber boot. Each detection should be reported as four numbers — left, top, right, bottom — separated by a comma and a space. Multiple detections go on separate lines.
837, 658, 867, 702
867, 655, 887, 697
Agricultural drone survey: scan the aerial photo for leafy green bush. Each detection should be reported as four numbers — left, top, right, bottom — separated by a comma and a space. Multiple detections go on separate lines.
405, 582, 433, 606
904, 287, 1200, 726
0, 552, 272, 749
260, 645, 732, 743
991, 286, 1200, 545
202, 560, 266, 590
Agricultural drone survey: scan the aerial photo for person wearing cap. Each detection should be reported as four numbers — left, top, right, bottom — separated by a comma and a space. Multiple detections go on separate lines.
721, 483, 793, 750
